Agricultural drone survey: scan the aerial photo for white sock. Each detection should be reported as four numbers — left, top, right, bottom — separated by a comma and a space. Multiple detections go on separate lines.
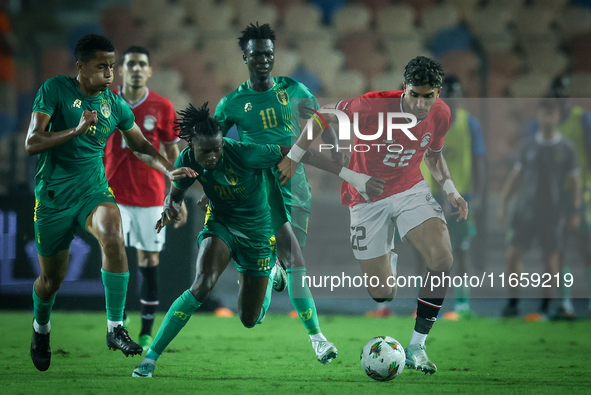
33, 319, 51, 335
409, 330, 427, 347
310, 333, 327, 342
107, 320, 124, 332
140, 357, 157, 366
562, 298, 574, 314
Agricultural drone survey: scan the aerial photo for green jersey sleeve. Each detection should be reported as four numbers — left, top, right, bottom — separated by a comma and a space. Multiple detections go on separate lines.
172, 147, 199, 190
214, 96, 236, 136
297, 81, 320, 117
32, 77, 59, 117
235, 142, 283, 170
114, 95, 135, 132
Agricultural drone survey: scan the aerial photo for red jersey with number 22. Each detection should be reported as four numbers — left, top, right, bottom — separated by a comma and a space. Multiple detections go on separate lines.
104, 87, 179, 207
337, 90, 451, 207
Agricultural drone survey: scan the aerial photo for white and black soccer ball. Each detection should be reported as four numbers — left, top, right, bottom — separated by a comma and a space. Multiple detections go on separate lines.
360, 336, 405, 381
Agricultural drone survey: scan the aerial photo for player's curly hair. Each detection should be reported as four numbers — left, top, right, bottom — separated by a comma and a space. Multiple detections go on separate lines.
74, 34, 115, 63
175, 102, 221, 144
403, 56, 445, 88
238, 22, 276, 51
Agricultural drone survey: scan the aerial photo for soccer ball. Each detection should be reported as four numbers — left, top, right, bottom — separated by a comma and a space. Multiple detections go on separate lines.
360, 336, 406, 381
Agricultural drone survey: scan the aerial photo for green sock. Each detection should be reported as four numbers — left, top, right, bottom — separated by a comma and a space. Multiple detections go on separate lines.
101, 269, 129, 322
32, 286, 55, 326
453, 284, 463, 303
149, 290, 201, 359
456, 285, 470, 305
255, 274, 274, 325
287, 267, 320, 335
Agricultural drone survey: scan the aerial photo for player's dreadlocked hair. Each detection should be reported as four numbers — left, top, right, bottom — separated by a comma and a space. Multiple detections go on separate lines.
74, 34, 115, 63
238, 22, 276, 51
403, 56, 445, 88
175, 102, 221, 145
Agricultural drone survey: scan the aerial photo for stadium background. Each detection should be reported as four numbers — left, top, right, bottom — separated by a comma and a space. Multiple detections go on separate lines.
1, 0, 591, 316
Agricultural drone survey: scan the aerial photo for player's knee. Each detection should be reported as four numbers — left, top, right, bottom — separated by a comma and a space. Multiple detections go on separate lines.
289, 255, 305, 268
427, 250, 453, 271
40, 274, 65, 294
139, 254, 159, 267
189, 279, 214, 302
98, 229, 124, 255
278, 248, 305, 269
368, 287, 394, 302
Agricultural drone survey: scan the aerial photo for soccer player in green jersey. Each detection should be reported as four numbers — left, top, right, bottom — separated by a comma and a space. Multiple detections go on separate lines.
132, 102, 293, 378
25, 34, 197, 371
213, 22, 346, 364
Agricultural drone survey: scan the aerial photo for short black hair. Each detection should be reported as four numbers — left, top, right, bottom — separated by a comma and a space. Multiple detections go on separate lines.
176, 102, 222, 144
74, 34, 115, 63
238, 22, 276, 51
403, 56, 445, 89
122, 45, 150, 65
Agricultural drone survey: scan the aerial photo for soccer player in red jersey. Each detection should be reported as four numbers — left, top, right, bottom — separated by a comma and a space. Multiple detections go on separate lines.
279, 56, 468, 374
104, 46, 186, 352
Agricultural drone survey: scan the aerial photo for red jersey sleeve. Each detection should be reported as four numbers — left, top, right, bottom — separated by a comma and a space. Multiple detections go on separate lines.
159, 99, 180, 144
336, 97, 356, 118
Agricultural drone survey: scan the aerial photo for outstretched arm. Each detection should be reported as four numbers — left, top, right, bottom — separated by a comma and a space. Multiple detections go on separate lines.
279, 144, 385, 201
277, 102, 340, 182
321, 124, 349, 167
163, 143, 187, 228
122, 124, 198, 181
25, 110, 98, 155
301, 150, 385, 200
156, 185, 187, 233
424, 149, 469, 221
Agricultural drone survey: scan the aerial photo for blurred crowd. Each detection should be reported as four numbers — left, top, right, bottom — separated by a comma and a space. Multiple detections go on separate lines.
2, 0, 591, 195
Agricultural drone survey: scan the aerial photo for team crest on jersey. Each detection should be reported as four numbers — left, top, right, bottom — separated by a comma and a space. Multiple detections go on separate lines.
420, 132, 432, 147
143, 115, 157, 131
276, 90, 289, 106
100, 102, 111, 118
244, 102, 252, 112
224, 168, 238, 185
72, 99, 82, 108
426, 192, 433, 202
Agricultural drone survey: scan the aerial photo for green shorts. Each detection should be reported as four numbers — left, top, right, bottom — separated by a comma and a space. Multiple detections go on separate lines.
288, 205, 310, 248
198, 220, 275, 277
34, 189, 116, 257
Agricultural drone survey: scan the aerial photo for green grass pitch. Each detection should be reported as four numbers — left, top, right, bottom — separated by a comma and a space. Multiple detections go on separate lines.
1, 311, 590, 394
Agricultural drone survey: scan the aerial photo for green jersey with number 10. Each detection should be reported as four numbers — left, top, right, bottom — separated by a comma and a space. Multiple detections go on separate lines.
214, 76, 319, 212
